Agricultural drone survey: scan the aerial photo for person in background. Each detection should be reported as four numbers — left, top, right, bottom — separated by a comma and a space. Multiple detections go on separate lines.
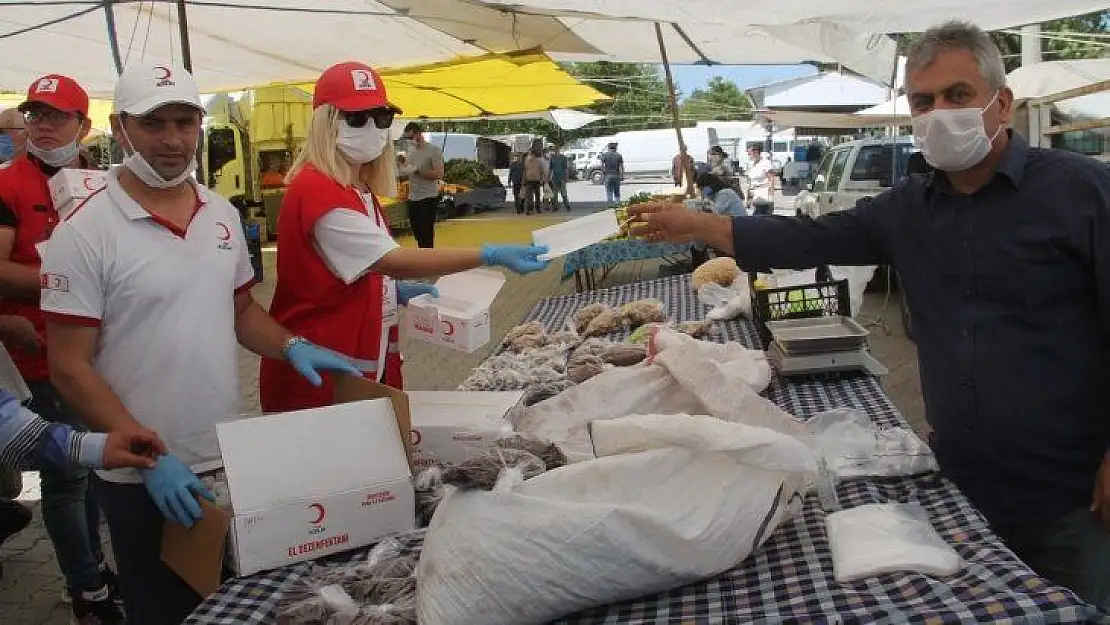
600, 142, 624, 207
745, 145, 774, 206
41, 62, 360, 625
260, 61, 548, 414
671, 147, 694, 188
0, 74, 123, 624
690, 172, 747, 267
508, 152, 525, 214
0, 109, 26, 166
629, 20, 1110, 609
805, 139, 822, 164
521, 144, 547, 215
0, 315, 40, 581
708, 145, 735, 179
401, 122, 444, 248
259, 153, 286, 188
548, 144, 571, 212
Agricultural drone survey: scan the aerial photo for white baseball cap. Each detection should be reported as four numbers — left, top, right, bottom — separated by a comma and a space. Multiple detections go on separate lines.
113, 63, 203, 116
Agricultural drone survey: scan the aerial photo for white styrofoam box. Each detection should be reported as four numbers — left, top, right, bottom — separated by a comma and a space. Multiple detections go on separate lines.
532, 209, 620, 260
406, 268, 506, 353
48, 168, 108, 220
406, 391, 524, 469
215, 399, 414, 575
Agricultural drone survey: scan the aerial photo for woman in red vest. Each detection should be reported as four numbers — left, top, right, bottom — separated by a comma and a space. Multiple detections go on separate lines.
260, 62, 548, 413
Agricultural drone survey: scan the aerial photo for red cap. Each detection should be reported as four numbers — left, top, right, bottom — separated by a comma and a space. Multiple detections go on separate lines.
18, 74, 89, 118
312, 62, 401, 113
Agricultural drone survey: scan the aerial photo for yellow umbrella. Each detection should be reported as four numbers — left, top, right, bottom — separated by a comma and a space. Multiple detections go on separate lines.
288, 49, 609, 119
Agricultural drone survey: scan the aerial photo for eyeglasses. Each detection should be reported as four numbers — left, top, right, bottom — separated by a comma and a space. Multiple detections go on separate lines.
24, 109, 81, 126
342, 108, 395, 130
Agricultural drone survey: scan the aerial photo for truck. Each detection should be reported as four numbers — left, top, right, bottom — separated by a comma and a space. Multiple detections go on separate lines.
201, 86, 312, 238
793, 137, 919, 337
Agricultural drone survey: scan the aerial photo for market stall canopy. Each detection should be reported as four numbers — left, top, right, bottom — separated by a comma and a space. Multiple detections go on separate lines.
413, 108, 606, 130
383, 0, 899, 84
747, 72, 890, 110
1008, 59, 1110, 120
760, 110, 903, 130
467, 0, 1110, 33
289, 50, 610, 120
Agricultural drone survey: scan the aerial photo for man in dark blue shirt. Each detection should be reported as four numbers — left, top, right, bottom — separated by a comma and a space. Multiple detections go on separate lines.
630, 21, 1109, 609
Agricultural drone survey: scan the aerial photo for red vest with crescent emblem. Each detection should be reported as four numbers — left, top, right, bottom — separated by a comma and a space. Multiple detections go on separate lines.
259, 165, 402, 412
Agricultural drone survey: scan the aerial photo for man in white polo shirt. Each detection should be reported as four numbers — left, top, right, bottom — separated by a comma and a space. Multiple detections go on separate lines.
39, 63, 360, 624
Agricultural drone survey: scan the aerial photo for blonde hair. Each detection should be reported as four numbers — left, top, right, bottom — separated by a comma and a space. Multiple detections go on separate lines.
286, 104, 397, 198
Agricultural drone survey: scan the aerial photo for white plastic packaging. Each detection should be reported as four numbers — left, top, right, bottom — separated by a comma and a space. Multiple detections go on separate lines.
825, 503, 961, 583
804, 408, 938, 479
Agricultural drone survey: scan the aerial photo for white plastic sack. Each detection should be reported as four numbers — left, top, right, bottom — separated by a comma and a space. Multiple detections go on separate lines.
804, 408, 938, 478
828, 265, 878, 317
416, 414, 816, 625
698, 280, 751, 321
514, 329, 805, 461
825, 503, 961, 582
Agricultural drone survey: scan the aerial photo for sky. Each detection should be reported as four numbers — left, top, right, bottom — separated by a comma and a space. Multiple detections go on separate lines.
668, 64, 818, 100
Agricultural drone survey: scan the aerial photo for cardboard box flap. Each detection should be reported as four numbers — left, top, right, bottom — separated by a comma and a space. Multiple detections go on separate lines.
411, 268, 505, 316
161, 499, 231, 598
408, 391, 522, 429
216, 399, 410, 514
532, 209, 620, 260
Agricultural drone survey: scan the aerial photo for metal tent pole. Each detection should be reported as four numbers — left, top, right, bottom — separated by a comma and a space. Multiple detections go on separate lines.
654, 22, 695, 198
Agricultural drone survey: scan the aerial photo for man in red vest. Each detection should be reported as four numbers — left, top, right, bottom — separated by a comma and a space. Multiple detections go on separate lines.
0, 74, 124, 624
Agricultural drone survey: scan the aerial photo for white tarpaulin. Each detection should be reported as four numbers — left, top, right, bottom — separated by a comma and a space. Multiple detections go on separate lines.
1008, 59, 1110, 120
402, 108, 605, 129
482, 0, 1110, 32
0, 0, 900, 95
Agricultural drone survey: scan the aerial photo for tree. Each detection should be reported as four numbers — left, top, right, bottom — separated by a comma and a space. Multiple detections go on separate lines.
893, 10, 1109, 73
680, 76, 752, 121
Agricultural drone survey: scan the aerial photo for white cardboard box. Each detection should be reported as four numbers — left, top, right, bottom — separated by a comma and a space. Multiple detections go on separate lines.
48, 168, 109, 220
532, 209, 620, 260
214, 399, 415, 576
406, 268, 506, 353
407, 391, 525, 469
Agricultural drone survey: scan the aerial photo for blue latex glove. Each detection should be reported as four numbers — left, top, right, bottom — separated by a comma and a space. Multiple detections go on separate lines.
397, 281, 440, 306
481, 244, 550, 274
140, 454, 214, 528
286, 339, 362, 387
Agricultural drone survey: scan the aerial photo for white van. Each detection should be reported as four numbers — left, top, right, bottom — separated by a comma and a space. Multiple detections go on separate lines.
583, 128, 711, 184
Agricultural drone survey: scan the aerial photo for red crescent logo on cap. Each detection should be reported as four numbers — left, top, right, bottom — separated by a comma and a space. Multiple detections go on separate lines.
215, 222, 231, 241
351, 69, 377, 92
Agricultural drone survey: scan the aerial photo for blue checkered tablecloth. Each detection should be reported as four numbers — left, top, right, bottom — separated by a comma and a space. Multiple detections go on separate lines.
561, 239, 689, 280
188, 274, 1108, 625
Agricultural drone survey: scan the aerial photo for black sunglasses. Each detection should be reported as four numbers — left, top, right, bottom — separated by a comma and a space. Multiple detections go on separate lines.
342, 108, 395, 130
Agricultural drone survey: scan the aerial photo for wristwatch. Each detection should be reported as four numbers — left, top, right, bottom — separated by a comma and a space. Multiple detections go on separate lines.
281, 335, 308, 359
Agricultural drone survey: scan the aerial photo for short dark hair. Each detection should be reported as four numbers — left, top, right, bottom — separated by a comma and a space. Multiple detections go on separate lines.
695, 172, 728, 193
403, 121, 423, 134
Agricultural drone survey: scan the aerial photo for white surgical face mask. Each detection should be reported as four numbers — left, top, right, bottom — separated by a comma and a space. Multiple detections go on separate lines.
26, 138, 78, 168
337, 121, 388, 164
119, 127, 196, 189
912, 92, 1003, 172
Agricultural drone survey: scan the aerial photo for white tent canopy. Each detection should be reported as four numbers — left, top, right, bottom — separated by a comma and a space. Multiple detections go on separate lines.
1008, 59, 1110, 119
749, 71, 890, 109
390, 108, 605, 132
0, 0, 900, 96
487, 0, 1110, 32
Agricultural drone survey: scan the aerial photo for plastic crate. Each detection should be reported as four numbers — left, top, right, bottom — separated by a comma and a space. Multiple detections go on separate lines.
750, 266, 851, 348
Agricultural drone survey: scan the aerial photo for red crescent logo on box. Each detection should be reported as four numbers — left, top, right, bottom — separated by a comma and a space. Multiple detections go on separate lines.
308, 503, 326, 525
215, 222, 231, 241
442, 320, 455, 337
35, 78, 59, 94
82, 176, 104, 191
410, 428, 422, 447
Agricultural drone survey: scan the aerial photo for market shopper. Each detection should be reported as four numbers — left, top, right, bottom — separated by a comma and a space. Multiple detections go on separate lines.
40, 62, 361, 625
600, 142, 624, 206
401, 121, 443, 247
548, 145, 571, 212
0, 108, 27, 165
0, 73, 125, 623
629, 21, 1110, 609
522, 143, 547, 214
260, 62, 549, 414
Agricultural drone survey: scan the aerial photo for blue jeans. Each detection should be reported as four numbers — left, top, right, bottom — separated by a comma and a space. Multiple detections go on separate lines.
1006, 507, 1110, 610
26, 379, 103, 590
94, 476, 207, 624
604, 175, 621, 205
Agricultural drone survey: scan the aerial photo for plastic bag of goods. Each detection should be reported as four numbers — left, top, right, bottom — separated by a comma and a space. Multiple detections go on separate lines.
416, 413, 816, 625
